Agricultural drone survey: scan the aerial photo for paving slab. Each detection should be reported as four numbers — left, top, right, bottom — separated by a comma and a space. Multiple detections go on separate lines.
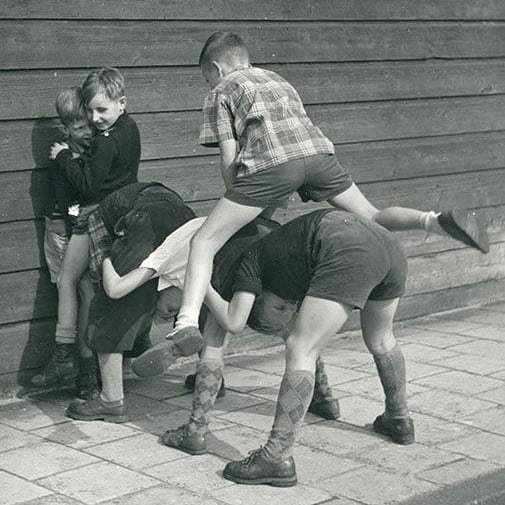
0, 440, 98, 480
318, 465, 439, 505
408, 389, 496, 420
34, 417, 141, 449
211, 480, 331, 505
461, 405, 505, 436
440, 432, 505, 465
396, 327, 474, 348
0, 471, 52, 505
100, 484, 223, 505
84, 432, 187, 470
144, 453, 233, 494
412, 370, 504, 395
410, 412, 478, 446
0, 424, 43, 452
418, 457, 503, 485
37, 461, 160, 504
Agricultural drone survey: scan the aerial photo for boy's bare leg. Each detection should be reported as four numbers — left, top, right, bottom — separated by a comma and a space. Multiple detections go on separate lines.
171, 197, 264, 346
223, 297, 352, 486
31, 234, 90, 387
56, 233, 90, 343
360, 298, 414, 444
328, 183, 488, 252
66, 352, 128, 423
162, 313, 228, 454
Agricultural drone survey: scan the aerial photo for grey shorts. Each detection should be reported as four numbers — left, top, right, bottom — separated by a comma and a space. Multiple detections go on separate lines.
225, 154, 353, 207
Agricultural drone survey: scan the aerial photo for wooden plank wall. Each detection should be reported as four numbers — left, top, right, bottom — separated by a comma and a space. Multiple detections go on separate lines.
1, 0, 505, 396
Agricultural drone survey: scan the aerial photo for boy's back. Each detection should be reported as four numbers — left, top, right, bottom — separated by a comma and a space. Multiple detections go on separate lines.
200, 66, 334, 177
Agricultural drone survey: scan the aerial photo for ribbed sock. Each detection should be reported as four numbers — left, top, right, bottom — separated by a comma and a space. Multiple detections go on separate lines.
55, 324, 77, 344
263, 369, 315, 462
373, 344, 408, 418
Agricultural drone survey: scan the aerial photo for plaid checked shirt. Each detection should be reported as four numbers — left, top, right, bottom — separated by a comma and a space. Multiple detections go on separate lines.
199, 67, 334, 178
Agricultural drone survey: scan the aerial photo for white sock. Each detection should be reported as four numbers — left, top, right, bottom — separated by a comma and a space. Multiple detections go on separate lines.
420, 211, 444, 235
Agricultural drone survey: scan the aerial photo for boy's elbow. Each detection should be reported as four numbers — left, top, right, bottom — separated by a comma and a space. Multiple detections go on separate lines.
227, 319, 246, 335
103, 282, 122, 299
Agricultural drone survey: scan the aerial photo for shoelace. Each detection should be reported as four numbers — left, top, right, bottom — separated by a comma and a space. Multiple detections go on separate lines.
242, 447, 266, 467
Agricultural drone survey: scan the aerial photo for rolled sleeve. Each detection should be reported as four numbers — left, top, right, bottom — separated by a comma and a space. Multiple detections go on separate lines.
199, 91, 235, 147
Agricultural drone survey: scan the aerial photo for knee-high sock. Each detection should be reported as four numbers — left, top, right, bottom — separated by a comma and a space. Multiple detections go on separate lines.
373, 344, 408, 418
264, 369, 315, 462
188, 357, 223, 435
312, 356, 333, 402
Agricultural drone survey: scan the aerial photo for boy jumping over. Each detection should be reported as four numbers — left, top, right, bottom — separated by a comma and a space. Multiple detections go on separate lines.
170, 31, 489, 351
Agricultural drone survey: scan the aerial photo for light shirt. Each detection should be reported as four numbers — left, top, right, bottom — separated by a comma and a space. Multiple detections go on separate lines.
140, 217, 205, 291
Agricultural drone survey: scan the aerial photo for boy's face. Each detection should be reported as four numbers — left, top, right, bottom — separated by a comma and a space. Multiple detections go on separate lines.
252, 291, 297, 336
64, 119, 92, 147
87, 92, 126, 131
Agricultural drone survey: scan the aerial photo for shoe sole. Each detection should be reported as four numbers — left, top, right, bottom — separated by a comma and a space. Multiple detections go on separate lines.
172, 328, 204, 356
131, 341, 176, 377
438, 210, 489, 253
66, 409, 128, 424
223, 471, 297, 487
373, 424, 415, 445
132, 332, 204, 377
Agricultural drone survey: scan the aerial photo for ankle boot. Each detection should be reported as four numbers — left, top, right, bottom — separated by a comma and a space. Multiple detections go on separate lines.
31, 343, 78, 387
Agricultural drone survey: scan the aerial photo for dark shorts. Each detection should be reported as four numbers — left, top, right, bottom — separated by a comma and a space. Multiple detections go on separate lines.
307, 212, 407, 309
225, 154, 353, 207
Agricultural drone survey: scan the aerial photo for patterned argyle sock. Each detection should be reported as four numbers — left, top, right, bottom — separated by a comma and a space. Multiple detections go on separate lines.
188, 358, 224, 436
373, 344, 408, 418
263, 369, 315, 462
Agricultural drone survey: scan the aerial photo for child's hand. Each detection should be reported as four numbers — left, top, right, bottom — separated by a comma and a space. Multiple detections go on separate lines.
49, 142, 69, 160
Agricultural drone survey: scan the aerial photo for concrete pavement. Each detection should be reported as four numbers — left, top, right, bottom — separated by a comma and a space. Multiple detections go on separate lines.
1, 300, 505, 505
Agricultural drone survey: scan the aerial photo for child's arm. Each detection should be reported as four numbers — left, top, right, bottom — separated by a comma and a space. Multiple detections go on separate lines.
219, 138, 238, 190
204, 284, 255, 334
53, 136, 116, 202
102, 257, 155, 299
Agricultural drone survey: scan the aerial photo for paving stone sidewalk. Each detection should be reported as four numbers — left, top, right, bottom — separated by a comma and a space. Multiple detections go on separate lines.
2, 301, 505, 505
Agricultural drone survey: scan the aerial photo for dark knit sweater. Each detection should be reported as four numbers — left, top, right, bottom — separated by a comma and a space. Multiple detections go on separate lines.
54, 112, 140, 205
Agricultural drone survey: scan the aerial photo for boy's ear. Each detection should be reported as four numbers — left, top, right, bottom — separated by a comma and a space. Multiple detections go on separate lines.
212, 60, 224, 77
57, 122, 69, 137
119, 95, 127, 111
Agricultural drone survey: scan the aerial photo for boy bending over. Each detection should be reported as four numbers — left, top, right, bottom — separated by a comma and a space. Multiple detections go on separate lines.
164, 209, 413, 487
171, 31, 488, 351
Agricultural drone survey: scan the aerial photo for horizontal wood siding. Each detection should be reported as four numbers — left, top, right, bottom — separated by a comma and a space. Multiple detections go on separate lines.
1, 2, 504, 396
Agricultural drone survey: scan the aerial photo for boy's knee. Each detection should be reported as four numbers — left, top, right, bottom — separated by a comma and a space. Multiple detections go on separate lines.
365, 330, 397, 355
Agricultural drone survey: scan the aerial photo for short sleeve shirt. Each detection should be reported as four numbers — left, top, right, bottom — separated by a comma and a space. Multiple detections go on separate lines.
140, 217, 206, 291
199, 67, 334, 178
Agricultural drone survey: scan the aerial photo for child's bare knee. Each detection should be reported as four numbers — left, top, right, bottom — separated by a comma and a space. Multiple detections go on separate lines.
365, 330, 396, 355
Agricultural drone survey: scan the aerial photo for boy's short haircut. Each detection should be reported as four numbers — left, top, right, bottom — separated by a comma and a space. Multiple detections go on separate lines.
199, 31, 249, 70
82, 67, 125, 104
55, 87, 87, 125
